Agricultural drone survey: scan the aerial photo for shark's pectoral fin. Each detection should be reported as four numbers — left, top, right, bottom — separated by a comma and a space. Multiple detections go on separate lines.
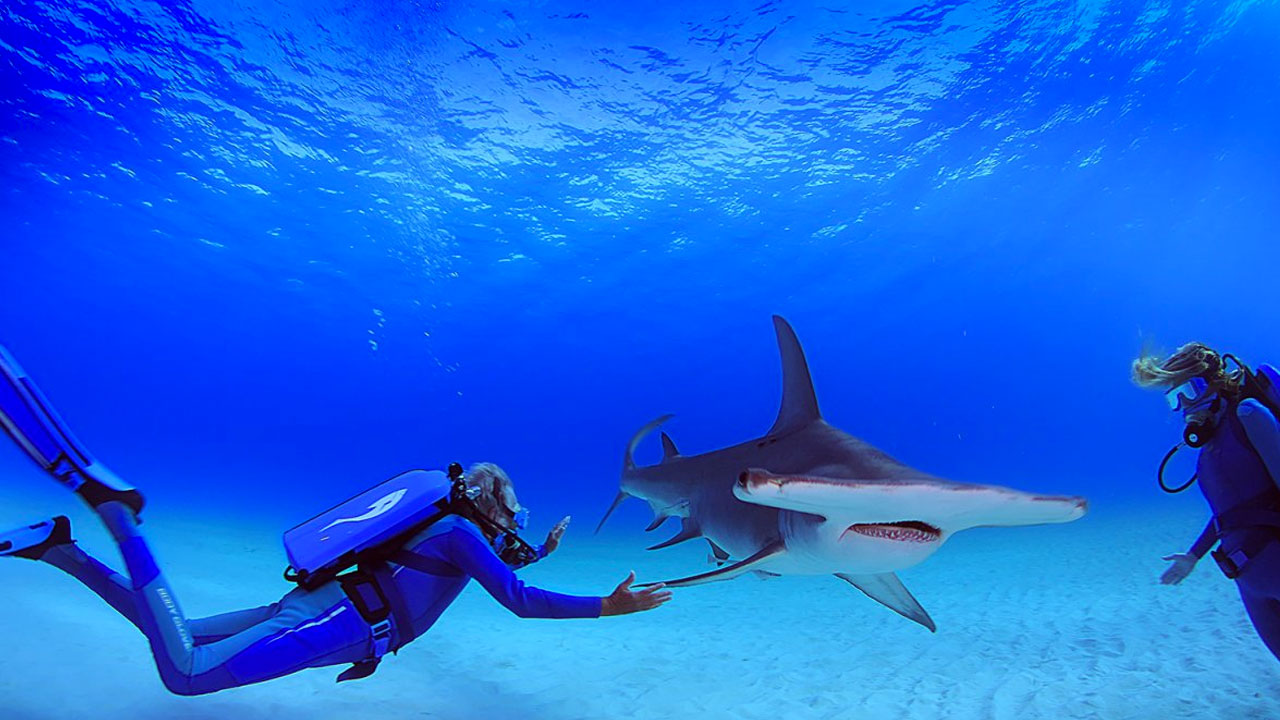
644, 514, 671, 532
594, 491, 631, 535
639, 541, 786, 588
647, 517, 702, 551
835, 572, 936, 633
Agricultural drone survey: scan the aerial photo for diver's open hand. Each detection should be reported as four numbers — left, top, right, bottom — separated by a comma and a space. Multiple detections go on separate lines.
544, 516, 570, 555
600, 571, 672, 616
1160, 553, 1198, 585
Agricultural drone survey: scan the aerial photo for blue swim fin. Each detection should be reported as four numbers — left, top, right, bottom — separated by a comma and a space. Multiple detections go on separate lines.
0, 346, 144, 514
0, 516, 72, 560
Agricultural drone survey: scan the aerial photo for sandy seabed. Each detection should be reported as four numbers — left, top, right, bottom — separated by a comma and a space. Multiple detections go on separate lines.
1, 491, 1277, 720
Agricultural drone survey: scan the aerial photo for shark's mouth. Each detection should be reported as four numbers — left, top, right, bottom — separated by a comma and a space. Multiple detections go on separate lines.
842, 521, 941, 544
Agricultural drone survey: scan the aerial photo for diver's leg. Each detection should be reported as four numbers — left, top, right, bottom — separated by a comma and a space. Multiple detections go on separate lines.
186, 604, 282, 645
92, 501, 370, 695
7, 518, 280, 642
39, 541, 142, 630
1239, 590, 1280, 662
2, 516, 140, 628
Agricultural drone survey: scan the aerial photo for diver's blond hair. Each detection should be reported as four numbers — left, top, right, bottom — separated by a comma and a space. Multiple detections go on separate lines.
1132, 342, 1243, 395
466, 462, 519, 521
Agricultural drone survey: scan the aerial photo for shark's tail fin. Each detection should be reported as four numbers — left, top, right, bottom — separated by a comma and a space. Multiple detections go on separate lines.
598, 414, 675, 534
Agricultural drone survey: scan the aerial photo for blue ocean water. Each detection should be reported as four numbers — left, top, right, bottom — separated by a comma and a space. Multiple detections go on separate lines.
2, 0, 1279, 715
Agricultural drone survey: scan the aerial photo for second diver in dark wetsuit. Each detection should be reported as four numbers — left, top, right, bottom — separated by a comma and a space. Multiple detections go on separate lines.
1135, 342, 1280, 661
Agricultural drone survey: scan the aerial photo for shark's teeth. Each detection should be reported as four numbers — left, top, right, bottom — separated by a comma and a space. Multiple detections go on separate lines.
842, 521, 941, 544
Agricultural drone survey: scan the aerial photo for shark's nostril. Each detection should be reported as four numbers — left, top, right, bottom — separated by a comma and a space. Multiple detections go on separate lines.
737, 471, 749, 487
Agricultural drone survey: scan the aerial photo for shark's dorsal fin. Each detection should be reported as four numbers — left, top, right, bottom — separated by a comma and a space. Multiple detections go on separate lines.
768, 315, 821, 436
835, 572, 936, 632
660, 432, 680, 460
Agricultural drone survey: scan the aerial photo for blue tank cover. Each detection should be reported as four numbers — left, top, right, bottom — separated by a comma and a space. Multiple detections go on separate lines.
284, 469, 452, 580
1257, 364, 1280, 409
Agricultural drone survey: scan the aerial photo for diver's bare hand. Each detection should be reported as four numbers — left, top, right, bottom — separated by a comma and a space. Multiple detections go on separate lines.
600, 571, 672, 616
544, 516, 570, 555
1160, 553, 1197, 585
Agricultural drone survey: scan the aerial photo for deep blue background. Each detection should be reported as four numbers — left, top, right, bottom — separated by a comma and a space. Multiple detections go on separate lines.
2, 0, 1278, 533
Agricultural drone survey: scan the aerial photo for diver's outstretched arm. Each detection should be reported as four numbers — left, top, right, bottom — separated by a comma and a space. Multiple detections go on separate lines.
437, 522, 602, 619
1161, 519, 1217, 585
1239, 399, 1280, 492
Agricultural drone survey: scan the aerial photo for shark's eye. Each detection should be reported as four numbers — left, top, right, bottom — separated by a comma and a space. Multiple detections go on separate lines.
737, 472, 749, 487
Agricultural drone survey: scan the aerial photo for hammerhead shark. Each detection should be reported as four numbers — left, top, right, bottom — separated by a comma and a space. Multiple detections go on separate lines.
596, 316, 1087, 631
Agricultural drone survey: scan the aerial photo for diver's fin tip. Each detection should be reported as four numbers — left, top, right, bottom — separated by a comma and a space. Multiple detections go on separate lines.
0, 515, 73, 560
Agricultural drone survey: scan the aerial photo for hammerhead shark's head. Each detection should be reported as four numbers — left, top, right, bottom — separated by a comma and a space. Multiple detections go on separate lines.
597, 316, 1087, 631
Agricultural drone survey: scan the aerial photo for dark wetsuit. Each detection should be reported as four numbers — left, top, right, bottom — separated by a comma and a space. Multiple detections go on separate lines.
1181, 398, 1280, 660
38, 510, 600, 695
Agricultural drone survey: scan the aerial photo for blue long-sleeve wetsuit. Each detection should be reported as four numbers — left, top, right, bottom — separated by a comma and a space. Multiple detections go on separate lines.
1183, 398, 1280, 660
37, 510, 601, 695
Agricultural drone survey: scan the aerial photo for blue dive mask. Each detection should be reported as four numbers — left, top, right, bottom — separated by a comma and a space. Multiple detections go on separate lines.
1166, 378, 1212, 412
512, 507, 529, 530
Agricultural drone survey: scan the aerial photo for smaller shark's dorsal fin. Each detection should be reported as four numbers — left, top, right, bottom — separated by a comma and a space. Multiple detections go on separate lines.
660, 432, 680, 461
768, 315, 821, 436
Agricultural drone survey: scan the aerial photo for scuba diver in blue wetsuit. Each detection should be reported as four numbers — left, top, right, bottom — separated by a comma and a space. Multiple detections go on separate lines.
1134, 343, 1280, 661
0, 347, 672, 696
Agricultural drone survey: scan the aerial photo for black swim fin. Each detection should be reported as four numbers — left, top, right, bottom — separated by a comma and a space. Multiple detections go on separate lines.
0, 516, 72, 560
